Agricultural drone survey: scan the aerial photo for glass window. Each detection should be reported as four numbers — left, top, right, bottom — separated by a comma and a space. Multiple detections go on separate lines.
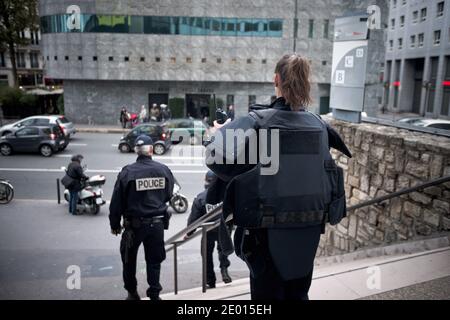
97, 15, 113, 32
40, 14, 283, 38
391, 18, 395, 29
434, 30, 441, 45
190, 17, 205, 35
208, 18, 222, 35
129, 16, 143, 33
33, 118, 50, 125
268, 19, 282, 37
30, 52, 39, 68
249, 95, 256, 106
398, 38, 403, 49
221, 18, 237, 36
323, 19, 329, 38
400, 16, 404, 27
16, 52, 26, 68
437, 2, 444, 17
412, 11, 418, 23
410, 35, 416, 48
418, 33, 424, 47
170, 17, 180, 34
16, 127, 39, 136
139, 126, 157, 135
179, 17, 191, 35
420, 8, 427, 21
308, 19, 314, 38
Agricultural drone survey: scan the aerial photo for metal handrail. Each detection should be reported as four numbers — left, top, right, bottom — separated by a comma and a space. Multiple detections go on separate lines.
347, 175, 450, 212
165, 174, 450, 295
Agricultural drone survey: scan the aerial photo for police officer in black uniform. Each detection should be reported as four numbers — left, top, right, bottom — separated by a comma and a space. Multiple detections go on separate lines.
205, 54, 351, 300
109, 135, 175, 300
186, 171, 232, 288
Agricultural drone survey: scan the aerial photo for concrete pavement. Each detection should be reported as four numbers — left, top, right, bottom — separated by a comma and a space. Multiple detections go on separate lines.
160, 236, 450, 300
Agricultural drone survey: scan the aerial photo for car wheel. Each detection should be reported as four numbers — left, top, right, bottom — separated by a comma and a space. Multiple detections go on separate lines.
40, 144, 53, 157
153, 143, 166, 155
0, 144, 12, 156
1, 131, 11, 137
119, 143, 131, 153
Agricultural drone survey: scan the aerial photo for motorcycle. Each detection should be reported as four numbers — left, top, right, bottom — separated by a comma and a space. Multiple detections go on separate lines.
169, 178, 189, 213
0, 179, 14, 204
62, 166, 106, 215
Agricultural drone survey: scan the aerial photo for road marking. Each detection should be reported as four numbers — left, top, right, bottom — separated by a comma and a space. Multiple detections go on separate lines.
69, 143, 87, 146
54, 154, 73, 158
0, 168, 206, 174
111, 144, 118, 147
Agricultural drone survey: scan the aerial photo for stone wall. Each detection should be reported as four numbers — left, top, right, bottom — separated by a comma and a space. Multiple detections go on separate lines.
317, 119, 450, 256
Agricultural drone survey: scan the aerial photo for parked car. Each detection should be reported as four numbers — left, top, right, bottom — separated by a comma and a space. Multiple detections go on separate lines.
0, 125, 68, 157
413, 119, 450, 131
118, 123, 171, 155
0, 115, 76, 139
397, 117, 425, 125
165, 118, 209, 145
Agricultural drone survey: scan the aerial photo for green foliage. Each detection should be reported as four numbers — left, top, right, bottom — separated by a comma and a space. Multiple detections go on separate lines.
168, 97, 185, 118
57, 94, 64, 114
0, 0, 39, 86
0, 86, 37, 112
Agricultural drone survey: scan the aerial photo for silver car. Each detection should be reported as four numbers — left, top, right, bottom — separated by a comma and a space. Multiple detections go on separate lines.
0, 115, 76, 138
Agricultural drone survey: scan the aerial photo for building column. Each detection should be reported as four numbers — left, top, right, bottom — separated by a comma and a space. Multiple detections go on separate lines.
419, 56, 430, 116
433, 54, 445, 117
387, 59, 397, 111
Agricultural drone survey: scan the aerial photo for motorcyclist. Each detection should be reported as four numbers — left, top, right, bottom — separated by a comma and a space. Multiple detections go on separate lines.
66, 154, 88, 215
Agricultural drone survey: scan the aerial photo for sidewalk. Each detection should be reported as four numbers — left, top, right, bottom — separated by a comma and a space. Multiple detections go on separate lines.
75, 124, 130, 134
159, 235, 450, 300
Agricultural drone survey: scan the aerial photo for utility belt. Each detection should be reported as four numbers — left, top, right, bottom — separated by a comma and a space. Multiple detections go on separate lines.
123, 216, 164, 229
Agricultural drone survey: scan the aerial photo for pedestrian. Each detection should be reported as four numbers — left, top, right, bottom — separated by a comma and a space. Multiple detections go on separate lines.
185, 171, 232, 289
226, 105, 235, 121
150, 104, 158, 122
139, 105, 148, 123
205, 54, 352, 300
120, 107, 128, 128
109, 135, 175, 300
63, 154, 88, 215
160, 104, 171, 121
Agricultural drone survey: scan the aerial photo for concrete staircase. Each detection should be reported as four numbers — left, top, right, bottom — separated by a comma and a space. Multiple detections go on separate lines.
160, 235, 450, 300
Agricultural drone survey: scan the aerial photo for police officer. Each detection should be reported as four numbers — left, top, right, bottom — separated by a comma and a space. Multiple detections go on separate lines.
186, 171, 232, 288
205, 54, 352, 300
109, 135, 175, 300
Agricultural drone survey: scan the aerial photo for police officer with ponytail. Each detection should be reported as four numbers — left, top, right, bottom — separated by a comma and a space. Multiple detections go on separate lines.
206, 54, 352, 300
109, 135, 174, 300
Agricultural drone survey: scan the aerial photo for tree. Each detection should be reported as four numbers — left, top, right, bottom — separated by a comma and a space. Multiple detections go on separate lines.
0, 0, 39, 87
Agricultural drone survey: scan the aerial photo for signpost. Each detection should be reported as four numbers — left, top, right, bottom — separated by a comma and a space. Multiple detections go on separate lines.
330, 13, 370, 123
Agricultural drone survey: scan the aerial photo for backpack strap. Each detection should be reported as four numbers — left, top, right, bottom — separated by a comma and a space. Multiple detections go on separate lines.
249, 108, 279, 128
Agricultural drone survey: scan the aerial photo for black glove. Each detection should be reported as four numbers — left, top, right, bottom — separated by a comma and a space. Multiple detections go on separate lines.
163, 210, 172, 230
111, 227, 122, 235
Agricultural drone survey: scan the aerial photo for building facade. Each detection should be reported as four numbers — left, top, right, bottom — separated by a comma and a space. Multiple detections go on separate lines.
384, 0, 450, 119
0, 29, 44, 88
40, 0, 385, 124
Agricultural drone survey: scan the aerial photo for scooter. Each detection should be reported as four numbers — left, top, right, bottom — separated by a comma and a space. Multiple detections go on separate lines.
62, 166, 106, 215
169, 178, 189, 213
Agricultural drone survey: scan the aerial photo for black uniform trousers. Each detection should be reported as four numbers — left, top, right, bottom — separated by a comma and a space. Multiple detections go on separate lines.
120, 221, 166, 298
245, 229, 313, 300
202, 230, 231, 285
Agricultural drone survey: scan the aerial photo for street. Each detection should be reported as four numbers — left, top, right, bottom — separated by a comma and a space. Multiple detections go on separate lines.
0, 132, 248, 300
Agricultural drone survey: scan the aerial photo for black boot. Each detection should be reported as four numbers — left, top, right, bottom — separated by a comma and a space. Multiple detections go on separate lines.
126, 291, 141, 300
221, 268, 232, 284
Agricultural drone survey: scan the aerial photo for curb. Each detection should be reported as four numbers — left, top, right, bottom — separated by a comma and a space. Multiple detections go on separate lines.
75, 128, 130, 134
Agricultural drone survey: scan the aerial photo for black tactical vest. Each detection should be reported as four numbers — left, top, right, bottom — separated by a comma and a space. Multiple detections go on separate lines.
227, 108, 346, 229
